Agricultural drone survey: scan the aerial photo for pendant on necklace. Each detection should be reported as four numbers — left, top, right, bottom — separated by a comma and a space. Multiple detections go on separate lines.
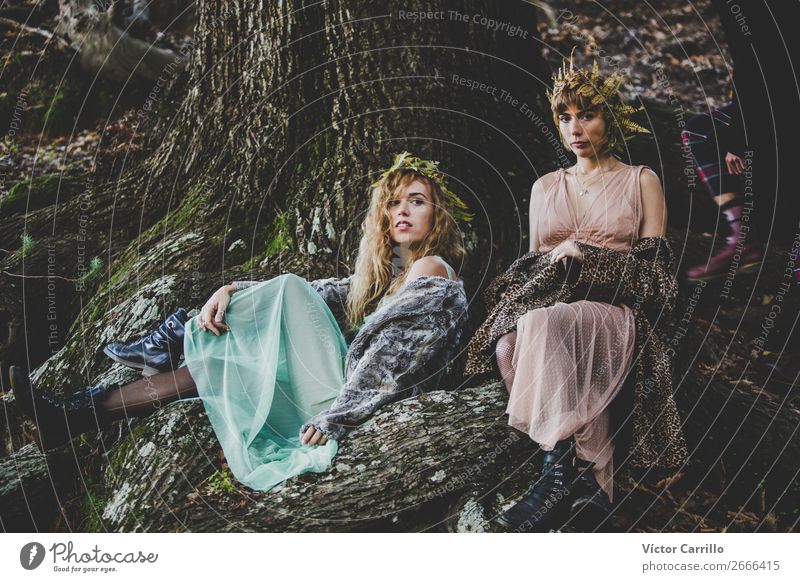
579, 188, 589, 197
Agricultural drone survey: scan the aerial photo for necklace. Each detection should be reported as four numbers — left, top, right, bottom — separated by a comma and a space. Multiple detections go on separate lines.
571, 161, 622, 196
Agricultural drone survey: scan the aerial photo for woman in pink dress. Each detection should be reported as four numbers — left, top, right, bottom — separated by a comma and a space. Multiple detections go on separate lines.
491, 60, 678, 531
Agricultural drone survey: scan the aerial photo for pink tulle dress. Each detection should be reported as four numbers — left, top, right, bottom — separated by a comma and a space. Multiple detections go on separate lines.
507, 164, 647, 501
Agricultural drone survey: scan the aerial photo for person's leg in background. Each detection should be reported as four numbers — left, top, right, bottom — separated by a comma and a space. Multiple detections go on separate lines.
682, 105, 764, 281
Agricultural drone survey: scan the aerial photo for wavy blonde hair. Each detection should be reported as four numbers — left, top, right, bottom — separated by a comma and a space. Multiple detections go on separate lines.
346, 168, 466, 330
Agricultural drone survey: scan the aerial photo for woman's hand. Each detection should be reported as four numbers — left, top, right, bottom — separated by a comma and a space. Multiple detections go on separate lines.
198, 284, 236, 335
725, 151, 746, 175
301, 426, 328, 446
549, 240, 584, 267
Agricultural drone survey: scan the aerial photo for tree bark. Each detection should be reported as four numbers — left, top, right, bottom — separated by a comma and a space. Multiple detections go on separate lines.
0, 444, 76, 532
96, 384, 533, 532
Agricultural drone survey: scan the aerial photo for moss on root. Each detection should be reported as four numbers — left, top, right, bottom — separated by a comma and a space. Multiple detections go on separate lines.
1, 174, 83, 216
83, 489, 109, 533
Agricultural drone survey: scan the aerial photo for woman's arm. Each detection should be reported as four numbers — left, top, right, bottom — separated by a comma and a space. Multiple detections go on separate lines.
528, 175, 552, 253
300, 277, 467, 441
309, 276, 352, 339
199, 280, 269, 335
230, 281, 262, 291
573, 237, 678, 314
197, 284, 238, 335
638, 168, 668, 238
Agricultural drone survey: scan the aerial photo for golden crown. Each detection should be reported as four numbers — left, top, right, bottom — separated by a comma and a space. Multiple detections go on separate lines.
547, 55, 650, 153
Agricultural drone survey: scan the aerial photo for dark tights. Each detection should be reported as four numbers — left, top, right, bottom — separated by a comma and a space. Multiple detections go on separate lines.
101, 367, 198, 420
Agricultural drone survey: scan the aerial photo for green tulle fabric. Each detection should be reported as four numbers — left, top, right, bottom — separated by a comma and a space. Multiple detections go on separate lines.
184, 274, 348, 491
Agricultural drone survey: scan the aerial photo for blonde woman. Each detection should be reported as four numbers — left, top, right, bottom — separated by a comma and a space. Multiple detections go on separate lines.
12, 153, 469, 492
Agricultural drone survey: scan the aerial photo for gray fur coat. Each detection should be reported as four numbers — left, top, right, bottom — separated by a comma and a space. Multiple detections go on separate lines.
297, 275, 469, 440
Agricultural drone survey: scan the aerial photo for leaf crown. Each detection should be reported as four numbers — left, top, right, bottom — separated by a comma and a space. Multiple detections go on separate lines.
547, 54, 650, 154
374, 152, 473, 223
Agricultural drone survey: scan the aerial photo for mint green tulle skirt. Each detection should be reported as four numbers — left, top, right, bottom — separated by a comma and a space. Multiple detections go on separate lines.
183, 274, 348, 491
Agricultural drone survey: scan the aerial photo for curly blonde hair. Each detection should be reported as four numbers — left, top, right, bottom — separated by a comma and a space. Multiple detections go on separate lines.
346, 168, 466, 330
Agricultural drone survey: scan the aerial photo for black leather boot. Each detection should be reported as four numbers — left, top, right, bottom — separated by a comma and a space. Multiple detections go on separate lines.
10, 366, 112, 452
496, 439, 575, 532
569, 459, 613, 530
103, 308, 188, 376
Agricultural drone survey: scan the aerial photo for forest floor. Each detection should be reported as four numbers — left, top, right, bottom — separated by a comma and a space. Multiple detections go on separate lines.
537, 0, 730, 110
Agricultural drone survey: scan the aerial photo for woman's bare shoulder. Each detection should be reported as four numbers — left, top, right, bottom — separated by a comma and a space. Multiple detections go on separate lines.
638, 166, 664, 202
531, 169, 561, 197
638, 166, 661, 186
406, 255, 450, 281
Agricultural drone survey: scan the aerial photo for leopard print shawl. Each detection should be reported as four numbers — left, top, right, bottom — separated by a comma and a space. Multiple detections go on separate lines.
464, 237, 688, 469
